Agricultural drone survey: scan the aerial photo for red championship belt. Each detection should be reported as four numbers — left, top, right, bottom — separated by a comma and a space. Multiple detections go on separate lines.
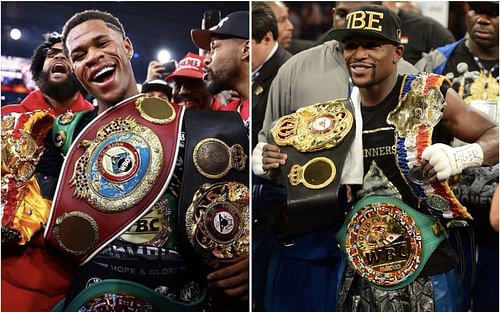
44, 94, 184, 265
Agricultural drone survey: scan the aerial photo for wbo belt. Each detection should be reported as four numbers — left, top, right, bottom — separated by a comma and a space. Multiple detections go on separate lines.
336, 195, 445, 290
269, 99, 355, 239
51, 279, 207, 312
44, 95, 183, 265
179, 110, 249, 268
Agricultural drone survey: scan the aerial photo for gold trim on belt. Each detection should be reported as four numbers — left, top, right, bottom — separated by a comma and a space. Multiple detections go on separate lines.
270, 99, 353, 152
288, 157, 336, 189
185, 181, 249, 268
70, 117, 163, 212
192, 138, 247, 179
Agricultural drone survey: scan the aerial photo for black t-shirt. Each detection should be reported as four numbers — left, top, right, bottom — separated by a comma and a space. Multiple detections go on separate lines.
358, 75, 457, 275
444, 40, 499, 98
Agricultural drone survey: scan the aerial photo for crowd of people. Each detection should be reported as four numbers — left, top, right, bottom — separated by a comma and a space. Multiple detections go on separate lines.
1, 1, 498, 312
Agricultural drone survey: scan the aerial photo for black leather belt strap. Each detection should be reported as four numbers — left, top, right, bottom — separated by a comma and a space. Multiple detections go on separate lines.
270, 100, 356, 239
178, 110, 249, 261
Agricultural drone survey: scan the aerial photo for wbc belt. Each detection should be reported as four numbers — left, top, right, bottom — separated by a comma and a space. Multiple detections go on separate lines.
51, 279, 206, 312
179, 110, 249, 268
269, 99, 355, 239
336, 196, 445, 290
44, 95, 184, 265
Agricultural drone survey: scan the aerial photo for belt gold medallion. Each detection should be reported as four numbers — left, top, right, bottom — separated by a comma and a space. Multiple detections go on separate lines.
270, 99, 353, 152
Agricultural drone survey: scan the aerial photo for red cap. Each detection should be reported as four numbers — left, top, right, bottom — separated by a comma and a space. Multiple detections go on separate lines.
166, 52, 205, 81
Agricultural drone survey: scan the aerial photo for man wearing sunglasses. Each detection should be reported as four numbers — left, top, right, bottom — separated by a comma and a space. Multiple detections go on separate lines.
416, 2, 499, 312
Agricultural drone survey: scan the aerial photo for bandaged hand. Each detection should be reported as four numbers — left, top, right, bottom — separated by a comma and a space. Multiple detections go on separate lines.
252, 142, 287, 178
421, 143, 484, 181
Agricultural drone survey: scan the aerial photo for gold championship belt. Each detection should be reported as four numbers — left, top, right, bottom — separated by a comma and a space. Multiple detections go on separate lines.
459, 68, 499, 122
268, 99, 356, 239
271, 99, 353, 153
179, 110, 249, 268
185, 182, 249, 268
45, 95, 183, 264
337, 196, 445, 290
387, 74, 472, 220
1, 110, 54, 244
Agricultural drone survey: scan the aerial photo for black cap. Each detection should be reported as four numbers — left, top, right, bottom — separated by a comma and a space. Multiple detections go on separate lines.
142, 79, 172, 98
328, 4, 402, 44
467, 1, 499, 16
191, 11, 249, 50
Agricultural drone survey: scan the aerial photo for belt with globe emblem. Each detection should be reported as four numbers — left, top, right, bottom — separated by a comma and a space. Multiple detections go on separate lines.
45, 94, 183, 265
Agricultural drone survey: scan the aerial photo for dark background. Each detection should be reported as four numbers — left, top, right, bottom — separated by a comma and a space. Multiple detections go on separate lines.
1, 1, 249, 85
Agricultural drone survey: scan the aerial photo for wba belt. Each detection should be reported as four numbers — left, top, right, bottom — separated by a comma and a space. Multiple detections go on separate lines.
179, 110, 249, 268
51, 279, 206, 312
336, 196, 445, 290
44, 95, 184, 265
269, 99, 355, 239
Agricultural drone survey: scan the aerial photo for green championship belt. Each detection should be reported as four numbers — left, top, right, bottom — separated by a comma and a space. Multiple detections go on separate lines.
336, 195, 445, 290
51, 279, 206, 312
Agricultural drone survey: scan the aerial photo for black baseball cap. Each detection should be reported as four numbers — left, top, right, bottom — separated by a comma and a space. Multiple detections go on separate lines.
191, 11, 249, 50
142, 79, 172, 98
328, 4, 402, 45
467, 2, 499, 16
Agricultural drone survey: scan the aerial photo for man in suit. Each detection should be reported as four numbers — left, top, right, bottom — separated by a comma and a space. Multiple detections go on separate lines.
251, 3, 292, 311
251, 2, 291, 149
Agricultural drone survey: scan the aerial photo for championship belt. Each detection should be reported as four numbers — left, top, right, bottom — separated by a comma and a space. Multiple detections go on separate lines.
461, 70, 499, 122
51, 279, 207, 312
179, 110, 249, 268
387, 73, 472, 219
269, 99, 355, 239
336, 196, 445, 290
1, 110, 54, 244
52, 111, 89, 155
45, 95, 184, 265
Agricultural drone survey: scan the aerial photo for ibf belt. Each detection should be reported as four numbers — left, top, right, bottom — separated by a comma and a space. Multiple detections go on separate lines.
45, 95, 184, 265
51, 279, 207, 312
179, 110, 249, 268
336, 196, 445, 290
388, 74, 471, 219
268, 99, 355, 239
